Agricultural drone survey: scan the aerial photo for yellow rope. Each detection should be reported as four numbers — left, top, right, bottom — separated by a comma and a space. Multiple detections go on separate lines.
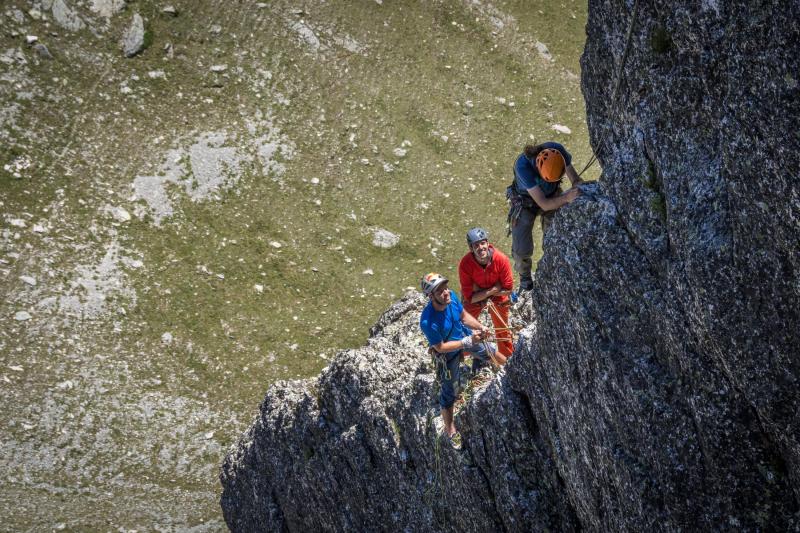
485, 299, 511, 330
485, 299, 517, 348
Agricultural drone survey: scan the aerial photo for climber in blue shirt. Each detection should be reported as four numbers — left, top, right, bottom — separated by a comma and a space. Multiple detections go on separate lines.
508, 142, 583, 290
419, 272, 495, 450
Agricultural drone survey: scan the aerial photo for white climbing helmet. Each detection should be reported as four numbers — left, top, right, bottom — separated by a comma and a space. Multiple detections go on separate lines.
420, 272, 448, 296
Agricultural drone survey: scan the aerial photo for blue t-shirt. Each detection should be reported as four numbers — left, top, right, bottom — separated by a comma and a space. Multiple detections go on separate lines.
420, 293, 471, 358
514, 141, 572, 198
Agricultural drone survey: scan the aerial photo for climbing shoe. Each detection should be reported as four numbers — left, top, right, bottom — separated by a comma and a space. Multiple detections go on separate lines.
519, 277, 533, 291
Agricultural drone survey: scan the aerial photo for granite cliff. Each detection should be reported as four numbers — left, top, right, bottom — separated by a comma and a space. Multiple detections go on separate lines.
220, 0, 800, 530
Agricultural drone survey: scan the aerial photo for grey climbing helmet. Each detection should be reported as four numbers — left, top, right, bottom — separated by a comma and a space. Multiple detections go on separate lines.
466, 227, 489, 246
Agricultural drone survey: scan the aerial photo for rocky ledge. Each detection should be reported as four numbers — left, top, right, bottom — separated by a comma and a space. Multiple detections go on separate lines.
220, 0, 799, 530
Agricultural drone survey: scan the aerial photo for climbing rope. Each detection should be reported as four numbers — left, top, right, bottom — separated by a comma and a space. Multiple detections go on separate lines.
483, 339, 504, 369
577, 0, 641, 179
485, 299, 521, 341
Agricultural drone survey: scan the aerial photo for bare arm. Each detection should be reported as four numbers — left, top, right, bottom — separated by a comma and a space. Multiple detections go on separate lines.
566, 164, 583, 187
529, 185, 581, 212
431, 339, 471, 353
461, 309, 488, 335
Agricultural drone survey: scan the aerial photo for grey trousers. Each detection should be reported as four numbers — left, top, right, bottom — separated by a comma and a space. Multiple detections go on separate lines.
510, 206, 555, 279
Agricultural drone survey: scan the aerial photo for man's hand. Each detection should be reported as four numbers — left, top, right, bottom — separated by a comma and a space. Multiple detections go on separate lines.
564, 187, 581, 204
472, 326, 489, 343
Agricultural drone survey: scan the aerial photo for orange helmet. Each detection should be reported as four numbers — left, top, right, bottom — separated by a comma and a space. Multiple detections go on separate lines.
536, 148, 566, 182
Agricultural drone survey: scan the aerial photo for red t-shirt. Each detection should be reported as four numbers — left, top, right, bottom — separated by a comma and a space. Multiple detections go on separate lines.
458, 245, 514, 304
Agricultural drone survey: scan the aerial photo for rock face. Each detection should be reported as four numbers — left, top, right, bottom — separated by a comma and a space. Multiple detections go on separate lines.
220, 292, 576, 531
220, 0, 799, 531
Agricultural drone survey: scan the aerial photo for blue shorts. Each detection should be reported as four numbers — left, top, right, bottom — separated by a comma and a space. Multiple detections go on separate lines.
437, 342, 494, 409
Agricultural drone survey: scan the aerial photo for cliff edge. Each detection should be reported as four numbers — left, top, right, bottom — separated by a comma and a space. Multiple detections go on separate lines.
220, 0, 799, 530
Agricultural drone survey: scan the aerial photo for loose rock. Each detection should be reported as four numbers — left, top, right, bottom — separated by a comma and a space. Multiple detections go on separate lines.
89, 0, 126, 19
52, 0, 85, 32
535, 41, 553, 61
109, 206, 131, 222
371, 228, 399, 249
33, 43, 53, 59
121, 13, 145, 57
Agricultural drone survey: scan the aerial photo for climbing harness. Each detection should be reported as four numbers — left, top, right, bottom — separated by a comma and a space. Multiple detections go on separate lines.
505, 180, 538, 236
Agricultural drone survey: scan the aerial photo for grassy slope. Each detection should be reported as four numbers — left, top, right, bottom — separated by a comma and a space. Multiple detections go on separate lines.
0, 0, 592, 528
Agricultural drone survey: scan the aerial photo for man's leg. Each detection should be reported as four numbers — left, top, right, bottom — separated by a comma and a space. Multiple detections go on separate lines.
442, 406, 455, 437
511, 207, 536, 290
439, 353, 461, 437
489, 299, 514, 357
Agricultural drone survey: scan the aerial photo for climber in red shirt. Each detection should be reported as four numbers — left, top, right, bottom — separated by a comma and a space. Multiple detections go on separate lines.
458, 228, 515, 358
